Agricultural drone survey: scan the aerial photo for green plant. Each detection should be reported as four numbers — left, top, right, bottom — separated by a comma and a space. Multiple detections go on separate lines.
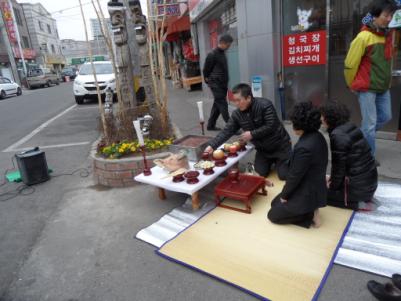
99, 138, 173, 159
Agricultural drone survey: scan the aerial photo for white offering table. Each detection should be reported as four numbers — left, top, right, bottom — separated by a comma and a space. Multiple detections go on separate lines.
134, 145, 253, 210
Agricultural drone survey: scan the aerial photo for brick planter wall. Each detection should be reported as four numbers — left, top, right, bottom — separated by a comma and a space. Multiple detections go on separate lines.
91, 144, 170, 188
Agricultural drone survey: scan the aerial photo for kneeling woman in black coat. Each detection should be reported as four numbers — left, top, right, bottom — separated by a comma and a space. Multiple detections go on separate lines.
320, 103, 378, 210
268, 102, 328, 228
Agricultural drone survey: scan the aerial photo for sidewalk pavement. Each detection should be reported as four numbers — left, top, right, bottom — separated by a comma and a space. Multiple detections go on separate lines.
4, 83, 398, 301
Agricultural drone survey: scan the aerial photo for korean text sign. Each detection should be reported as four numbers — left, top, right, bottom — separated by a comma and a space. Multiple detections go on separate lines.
283, 30, 326, 67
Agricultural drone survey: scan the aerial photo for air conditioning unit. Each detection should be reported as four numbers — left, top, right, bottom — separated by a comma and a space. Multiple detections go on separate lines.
15, 148, 50, 185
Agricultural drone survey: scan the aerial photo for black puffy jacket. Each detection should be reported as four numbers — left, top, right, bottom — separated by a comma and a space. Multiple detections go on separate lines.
202, 47, 228, 90
208, 97, 291, 157
329, 122, 378, 203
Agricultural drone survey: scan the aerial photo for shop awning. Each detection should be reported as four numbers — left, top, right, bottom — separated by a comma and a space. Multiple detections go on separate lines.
165, 15, 191, 41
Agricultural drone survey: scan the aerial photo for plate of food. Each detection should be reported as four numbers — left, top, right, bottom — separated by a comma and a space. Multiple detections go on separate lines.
193, 160, 215, 170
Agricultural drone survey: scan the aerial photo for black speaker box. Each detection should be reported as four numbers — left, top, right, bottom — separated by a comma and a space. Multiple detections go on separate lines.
15, 148, 50, 185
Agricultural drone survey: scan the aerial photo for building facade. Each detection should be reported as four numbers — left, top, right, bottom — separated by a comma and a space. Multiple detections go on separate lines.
61, 38, 109, 67
90, 18, 112, 39
21, 2, 65, 72
0, 0, 37, 82
189, 0, 401, 139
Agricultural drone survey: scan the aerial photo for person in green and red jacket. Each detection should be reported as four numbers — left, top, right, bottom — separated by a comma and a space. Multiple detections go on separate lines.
344, 0, 397, 159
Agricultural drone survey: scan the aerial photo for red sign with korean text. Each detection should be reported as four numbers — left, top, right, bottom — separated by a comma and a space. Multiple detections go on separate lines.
283, 30, 326, 67
0, 0, 17, 44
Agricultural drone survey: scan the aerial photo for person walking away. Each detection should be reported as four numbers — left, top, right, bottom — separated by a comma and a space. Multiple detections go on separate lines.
203, 34, 233, 131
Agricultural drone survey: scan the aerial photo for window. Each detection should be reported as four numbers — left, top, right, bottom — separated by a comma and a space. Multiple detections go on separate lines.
40, 43, 48, 52
39, 21, 43, 31
3, 78, 11, 83
51, 44, 55, 53
47, 24, 51, 34
22, 36, 29, 48
14, 9, 22, 26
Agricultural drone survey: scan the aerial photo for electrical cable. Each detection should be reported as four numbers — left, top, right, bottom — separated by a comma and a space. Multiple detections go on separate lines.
0, 156, 17, 188
51, 167, 91, 178
0, 155, 92, 202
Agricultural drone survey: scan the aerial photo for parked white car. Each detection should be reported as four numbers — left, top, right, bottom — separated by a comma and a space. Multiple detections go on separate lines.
0, 77, 22, 99
73, 61, 116, 104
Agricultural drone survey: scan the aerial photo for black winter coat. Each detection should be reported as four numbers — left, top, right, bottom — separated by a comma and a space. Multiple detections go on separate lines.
329, 122, 378, 203
208, 97, 291, 157
281, 131, 328, 214
202, 47, 228, 92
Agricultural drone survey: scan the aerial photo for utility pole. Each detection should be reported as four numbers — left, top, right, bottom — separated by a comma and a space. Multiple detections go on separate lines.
0, 5, 20, 85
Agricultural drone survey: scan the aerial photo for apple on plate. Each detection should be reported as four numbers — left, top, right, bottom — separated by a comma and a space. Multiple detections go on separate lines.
229, 144, 238, 153
223, 143, 231, 152
232, 141, 241, 148
213, 149, 225, 160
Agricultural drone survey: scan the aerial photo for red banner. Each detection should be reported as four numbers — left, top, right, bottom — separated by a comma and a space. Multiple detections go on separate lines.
283, 30, 326, 67
13, 47, 36, 59
0, 1, 17, 44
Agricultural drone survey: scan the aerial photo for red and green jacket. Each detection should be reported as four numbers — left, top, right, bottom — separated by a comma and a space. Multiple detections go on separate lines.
344, 26, 395, 93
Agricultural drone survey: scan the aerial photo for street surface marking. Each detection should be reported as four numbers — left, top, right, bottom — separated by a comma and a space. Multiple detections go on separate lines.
3, 142, 91, 153
2, 104, 77, 152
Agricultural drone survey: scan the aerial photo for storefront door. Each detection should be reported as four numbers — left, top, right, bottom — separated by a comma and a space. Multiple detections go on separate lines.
281, 0, 327, 118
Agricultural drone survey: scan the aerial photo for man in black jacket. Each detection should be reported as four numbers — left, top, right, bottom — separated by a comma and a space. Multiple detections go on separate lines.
204, 83, 291, 179
203, 34, 233, 131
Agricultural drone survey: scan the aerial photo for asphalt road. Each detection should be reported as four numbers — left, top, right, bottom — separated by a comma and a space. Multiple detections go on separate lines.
0, 82, 100, 299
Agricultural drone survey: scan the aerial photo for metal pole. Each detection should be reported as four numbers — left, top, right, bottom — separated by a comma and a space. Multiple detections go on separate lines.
8, 0, 27, 78
0, 7, 20, 85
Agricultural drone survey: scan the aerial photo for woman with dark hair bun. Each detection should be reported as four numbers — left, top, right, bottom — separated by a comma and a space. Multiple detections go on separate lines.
268, 102, 328, 228
321, 102, 378, 210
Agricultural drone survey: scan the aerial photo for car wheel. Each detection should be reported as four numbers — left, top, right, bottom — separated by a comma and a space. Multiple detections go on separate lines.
16, 87, 22, 96
0, 90, 6, 99
46, 80, 52, 87
55, 80, 60, 85
75, 96, 84, 105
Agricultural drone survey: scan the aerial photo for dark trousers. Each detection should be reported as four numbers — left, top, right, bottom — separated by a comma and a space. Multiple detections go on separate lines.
327, 188, 358, 210
207, 88, 229, 128
267, 195, 314, 228
254, 151, 289, 180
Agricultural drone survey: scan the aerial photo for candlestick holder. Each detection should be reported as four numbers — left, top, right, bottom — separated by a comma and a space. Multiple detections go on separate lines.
200, 121, 205, 136
140, 145, 152, 176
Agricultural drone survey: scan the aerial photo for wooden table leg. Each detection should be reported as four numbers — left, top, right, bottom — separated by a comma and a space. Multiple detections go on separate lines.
158, 188, 166, 200
191, 192, 200, 210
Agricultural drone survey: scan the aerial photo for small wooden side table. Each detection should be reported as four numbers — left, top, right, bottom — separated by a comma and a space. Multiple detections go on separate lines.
214, 174, 267, 214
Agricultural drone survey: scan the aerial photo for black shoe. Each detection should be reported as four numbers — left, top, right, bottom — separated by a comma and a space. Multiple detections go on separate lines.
207, 127, 222, 131
393, 274, 401, 291
367, 280, 401, 301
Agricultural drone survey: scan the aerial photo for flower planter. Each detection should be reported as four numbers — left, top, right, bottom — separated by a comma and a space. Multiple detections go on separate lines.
90, 141, 170, 188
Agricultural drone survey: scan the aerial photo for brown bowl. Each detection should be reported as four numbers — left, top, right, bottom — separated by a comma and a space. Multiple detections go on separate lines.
184, 170, 200, 184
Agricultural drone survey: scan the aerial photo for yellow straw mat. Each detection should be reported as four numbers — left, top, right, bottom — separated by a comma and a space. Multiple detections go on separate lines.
158, 174, 354, 301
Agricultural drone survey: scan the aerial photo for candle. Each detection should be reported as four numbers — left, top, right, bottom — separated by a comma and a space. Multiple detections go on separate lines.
133, 120, 145, 146
197, 101, 204, 122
